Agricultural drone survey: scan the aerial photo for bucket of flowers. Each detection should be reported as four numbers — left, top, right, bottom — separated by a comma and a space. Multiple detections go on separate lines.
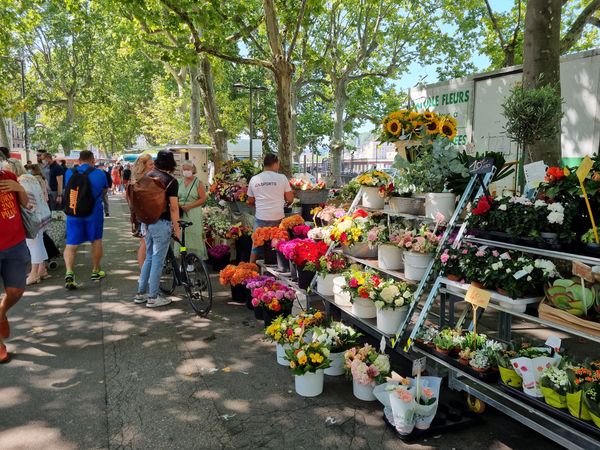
204, 207, 233, 239
400, 225, 440, 281
251, 227, 289, 265
219, 262, 259, 308
292, 224, 311, 239
246, 275, 295, 323
225, 223, 253, 263
208, 244, 231, 271
279, 214, 306, 235
292, 239, 329, 290
342, 269, 382, 319
374, 280, 415, 335
329, 209, 381, 258
344, 343, 391, 401
314, 205, 346, 226
311, 322, 361, 376
276, 238, 306, 280
354, 170, 392, 209
285, 341, 331, 397
309, 253, 349, 297
377, 226, 405, 271
289, 178, 329, 206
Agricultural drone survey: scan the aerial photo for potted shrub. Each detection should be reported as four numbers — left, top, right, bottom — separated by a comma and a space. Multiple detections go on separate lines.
354, 170, 391, 209
400, 225, 440, 281
415, 327, 438, 348
311, 322, 361, 376
343, 269, 381, 318
432, 329, 455, 356
344, 344, 390, 401
292, 240, 329, 290
373, 280, 415, 334
310, 253, 348, 297
208, 244, 231, 271
540, 365, 569, 409
285, 341, 331, 397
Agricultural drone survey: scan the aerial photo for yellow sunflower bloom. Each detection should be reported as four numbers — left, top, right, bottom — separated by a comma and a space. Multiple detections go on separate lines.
408, 111, 419, 120
423, 111, 435, 120
290, 361, 296, 369
439, 120, 457, 140
425, 118, 439, 135
446, 116, 457, 127
386, 119, 402, 136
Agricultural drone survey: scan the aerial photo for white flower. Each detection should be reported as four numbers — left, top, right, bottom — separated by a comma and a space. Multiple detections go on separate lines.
380, 285, 400, 303
373, 354, 390, 374
498, 204, 507, 211
394, 298, 404, 307
527, 276, 532, 281
547, 211, 564, 224
337, 219, 353, 232
534, 200, 547, 208
374, 300, 385, 310
548, 202, 564, 214
506, 268, 511, 273
523, 265, 534, 274
491, 262, 502, 271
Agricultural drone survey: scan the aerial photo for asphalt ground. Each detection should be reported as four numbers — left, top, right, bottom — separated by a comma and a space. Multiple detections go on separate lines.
0, 196, 562, 450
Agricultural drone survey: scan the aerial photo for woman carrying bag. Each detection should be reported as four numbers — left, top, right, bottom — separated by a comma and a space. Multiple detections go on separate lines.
177, 162, 207, 260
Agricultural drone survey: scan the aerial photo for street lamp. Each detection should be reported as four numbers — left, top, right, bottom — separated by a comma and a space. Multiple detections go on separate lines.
0, 56, 29, 160
233, 83, 266, 160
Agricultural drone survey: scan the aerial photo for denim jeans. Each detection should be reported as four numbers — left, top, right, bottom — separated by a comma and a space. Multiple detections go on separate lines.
137, 219, 172, 298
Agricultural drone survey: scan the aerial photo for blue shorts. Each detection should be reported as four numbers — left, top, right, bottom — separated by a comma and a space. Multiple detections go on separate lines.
252, 218, 283, 255
0, 240, 30, 289
66, 207, 104, 245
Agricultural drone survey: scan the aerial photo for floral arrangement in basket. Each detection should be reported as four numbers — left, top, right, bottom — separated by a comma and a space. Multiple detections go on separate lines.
311, 322, 361, 353
219, 262, 259, 286
225, 223, 251, 240
342, 269, 382, 301
374, 279, 415, 310
252, 227, 290, 248
379, 109, 457, 143
306, 253, 349, 278
400, 225, 440, 254
246, 276, 295, 312
264, 310, 326, 345
354, 170, 391, 187
279, 214, 305, 230
290, 178, 327, 190
344, 343, 390, 385
208, 244, 230, 259
285, 341, 331, 374
329, 209, 381, 247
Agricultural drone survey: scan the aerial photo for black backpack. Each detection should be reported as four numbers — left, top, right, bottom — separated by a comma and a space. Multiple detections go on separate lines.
65, 167, 97, 217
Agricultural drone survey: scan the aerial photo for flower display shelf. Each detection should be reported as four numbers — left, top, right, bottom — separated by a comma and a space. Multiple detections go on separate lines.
440, 277, 542, 313
382, 398, 483, 442
498, 382, 600, 440
333, 250, 417, 285
414, 342, 499, 383
414, 347, 600, 450
359, 206, 435, 223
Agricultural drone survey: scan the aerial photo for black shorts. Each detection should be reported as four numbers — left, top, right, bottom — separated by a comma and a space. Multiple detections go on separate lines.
0, 240, 30, 290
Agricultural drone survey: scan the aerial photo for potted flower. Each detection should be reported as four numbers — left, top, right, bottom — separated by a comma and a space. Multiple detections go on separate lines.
377, 227, 405, 271
374, 280, 414, 334
311, 322, 361, 376
329, 209, 381, 258
290, 178, 329, 209
415, 327, 438, 348
343, 269, 382, 318
566, 363, 599, 421
496, 348, 522, 388
387, 172, 425, 215
354, 170, 391, 209
400, 225, 440, 281
540, 365, 569, 409
308, 253, 348, 297
389, 386, 417, 435
344, 344, 391, 401
285, 341, 331, 397
208, 244, 231, 271
291, 240, 329, 289
248, 276, 295, 325
251, 227, 289, 265
432, 328, 456, 356
469, 350, 491, 373
584, 385, 600, 428
219, 262, 259, 309
511, 345, 562, 397
438, 246, 465, 282
582, 228, 600, 256
225, 223, 253, 263
414, 385, 440, 430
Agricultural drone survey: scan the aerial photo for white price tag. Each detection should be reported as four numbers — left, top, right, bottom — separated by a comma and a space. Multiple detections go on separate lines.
412, 357, 426, 376
545, 336, 562, 352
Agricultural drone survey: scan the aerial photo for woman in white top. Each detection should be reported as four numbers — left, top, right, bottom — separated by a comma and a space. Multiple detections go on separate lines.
7, 159, 52, 284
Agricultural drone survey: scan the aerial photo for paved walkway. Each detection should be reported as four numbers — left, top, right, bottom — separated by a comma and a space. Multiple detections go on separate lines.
1, 196, 560, 449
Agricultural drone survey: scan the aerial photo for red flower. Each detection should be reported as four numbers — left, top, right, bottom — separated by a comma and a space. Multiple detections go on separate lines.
292, 240, 329, 267
340, 232, 348, 243
352, 209, 369, 219
472, 196, 492, 216
348, 278, 359, 288
358, 287, 370, 298
545, 166, 565, 183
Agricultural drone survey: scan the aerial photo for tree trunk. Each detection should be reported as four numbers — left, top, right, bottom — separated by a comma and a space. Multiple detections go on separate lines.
196, 55, 228, 173
329, 77, 348, 186
63, 94, 76, 153
188, 64, 202, 145
522, 0, 562, 165
272, 61, 295, 177
0, 114, 10, 148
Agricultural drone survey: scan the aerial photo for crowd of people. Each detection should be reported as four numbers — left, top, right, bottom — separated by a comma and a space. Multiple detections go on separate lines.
0, 148, 291, 365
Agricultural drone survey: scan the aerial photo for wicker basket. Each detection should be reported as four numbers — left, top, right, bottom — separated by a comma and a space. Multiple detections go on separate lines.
538, 299, 600, 337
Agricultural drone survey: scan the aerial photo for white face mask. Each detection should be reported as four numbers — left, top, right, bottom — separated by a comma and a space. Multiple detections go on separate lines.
182, 170, 193, 178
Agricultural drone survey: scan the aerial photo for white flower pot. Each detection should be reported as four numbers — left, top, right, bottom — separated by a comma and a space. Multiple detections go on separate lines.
333, 277, 352, 307
276, 343, 290, 366
403, 252, 433, 281
342, 243, 378, 259
361, 186, 384, 209
425, 192, 457, 222
325, 351, 345, 376
390, 391, 416, 435
317, 273, 337, 297
353, 379, 376, 401
389, 196, 425, 215
295, 370, 325, 397
376, 306, 409, 335
378, 244, 404, 270
351, 296, 377, 319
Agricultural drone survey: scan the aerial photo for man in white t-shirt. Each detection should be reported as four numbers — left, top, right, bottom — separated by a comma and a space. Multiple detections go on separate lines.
247, 153, 294, 262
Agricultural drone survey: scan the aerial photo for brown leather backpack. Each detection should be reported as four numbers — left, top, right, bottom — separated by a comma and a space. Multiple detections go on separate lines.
127, 173, 173, 225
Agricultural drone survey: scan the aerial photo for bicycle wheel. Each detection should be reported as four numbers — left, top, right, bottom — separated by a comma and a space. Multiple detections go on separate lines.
183, 252, 212, 316
159, 248, 177, 295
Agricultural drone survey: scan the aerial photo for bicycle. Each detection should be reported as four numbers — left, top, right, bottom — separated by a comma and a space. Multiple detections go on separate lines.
159, 220, 213, 316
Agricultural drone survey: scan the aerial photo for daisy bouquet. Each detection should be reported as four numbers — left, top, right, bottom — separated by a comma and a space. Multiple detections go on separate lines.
285, 341, 331, 375
374, 279, 415, 310
344, 343, 391, 385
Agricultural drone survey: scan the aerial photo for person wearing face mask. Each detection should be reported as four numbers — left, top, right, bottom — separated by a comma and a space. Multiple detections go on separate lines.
177, 162, 207, 260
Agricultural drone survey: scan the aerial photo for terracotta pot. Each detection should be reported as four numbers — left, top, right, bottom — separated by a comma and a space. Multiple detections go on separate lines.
458, 357, 469, 366
434, 346, 450, 356
471, 281, 485, 289
447, 274, 461, 282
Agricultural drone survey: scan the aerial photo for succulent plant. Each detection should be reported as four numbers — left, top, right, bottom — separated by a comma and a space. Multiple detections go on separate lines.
469, 350, 491, 370
545, 278, 597, 317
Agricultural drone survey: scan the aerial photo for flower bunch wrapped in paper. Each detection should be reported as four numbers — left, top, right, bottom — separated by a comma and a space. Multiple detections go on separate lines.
247, 276, 295, 312
510, 340, 562, 397
354, 170, 391, 187
344, 343, 390, 386
374, 279, 414, 310
264, 310, 326, 346
251, 227, 289, 248
285, 341, 331, 374
289, 178, 326, 191
329, 209, 380, 247
279, 214, 305, 231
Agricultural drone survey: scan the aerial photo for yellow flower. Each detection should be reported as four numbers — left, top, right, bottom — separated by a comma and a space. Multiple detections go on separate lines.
274, 332, 282, 341
310, 353, 324, 364
408, 111, 419, 120
411, 121, 423, 129
446, 116, 457, 127
438, 120, 457, 140
423, 111, 434, 120
290, 361, 296, 369
298, 355, 307, 365
386, 119, 401, 136
425, 118, 439, 135
314, 311, 323, 320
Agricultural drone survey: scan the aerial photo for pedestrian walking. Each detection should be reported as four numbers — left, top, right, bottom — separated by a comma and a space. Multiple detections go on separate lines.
122, 164, 132, 191
62, 151, 109, 290
0, 153, 30, 364
177, 161, 207, 260
40, 153, 65, 211
130, 150, 179, 308
128, 154, 154, 268
247, 153, 294, 263
97, 162, 112, 217
111, 164, 121, 195
29, 164, 49, 204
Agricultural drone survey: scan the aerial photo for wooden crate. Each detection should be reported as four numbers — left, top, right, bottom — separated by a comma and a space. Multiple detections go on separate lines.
538, 299, 600, 337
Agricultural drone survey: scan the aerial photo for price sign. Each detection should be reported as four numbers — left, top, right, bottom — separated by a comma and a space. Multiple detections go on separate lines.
576, 156, 594, 183
465, 285, 491, 309
468, 157, 494, 175
412, 357, 426, 376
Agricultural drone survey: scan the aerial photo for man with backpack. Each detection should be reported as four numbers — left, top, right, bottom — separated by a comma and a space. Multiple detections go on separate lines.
63, 150, 109, 289
127, 150, 179, 308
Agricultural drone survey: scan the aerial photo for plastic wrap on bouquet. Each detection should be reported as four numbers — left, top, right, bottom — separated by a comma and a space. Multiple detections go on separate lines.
389, 388, 416, 435
414, 377, 442, 430
511, 349, 562, 397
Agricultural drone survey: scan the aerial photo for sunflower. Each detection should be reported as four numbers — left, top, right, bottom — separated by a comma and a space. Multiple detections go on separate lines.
423, 111, 435, 121
439, 120, 457, 140
446, 116, 457, 127
408, 111, 419, 120
388, 111, 403, 120
425, 118, 439, 134
386, 119, 402, 136
411, 120, 423, 130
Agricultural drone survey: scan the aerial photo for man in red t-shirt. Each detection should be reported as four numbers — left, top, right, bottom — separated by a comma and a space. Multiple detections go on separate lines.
0, 159, 30, 364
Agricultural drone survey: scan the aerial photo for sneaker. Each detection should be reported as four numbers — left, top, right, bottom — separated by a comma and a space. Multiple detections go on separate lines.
0, 343, 10, 364
91, 270, 106, 281
146, 295, 172, 308
65, 272, 79, 290
133, 293, 148, 304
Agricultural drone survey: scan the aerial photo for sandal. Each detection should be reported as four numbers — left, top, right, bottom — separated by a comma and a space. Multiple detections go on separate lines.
26, 276, 41, 286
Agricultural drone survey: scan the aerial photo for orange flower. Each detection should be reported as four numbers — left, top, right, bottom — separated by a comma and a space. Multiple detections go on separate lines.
219, 262, 259, 286
219, 265, 237, 286
545, 166, 565, 182
279, 214, 305, 230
